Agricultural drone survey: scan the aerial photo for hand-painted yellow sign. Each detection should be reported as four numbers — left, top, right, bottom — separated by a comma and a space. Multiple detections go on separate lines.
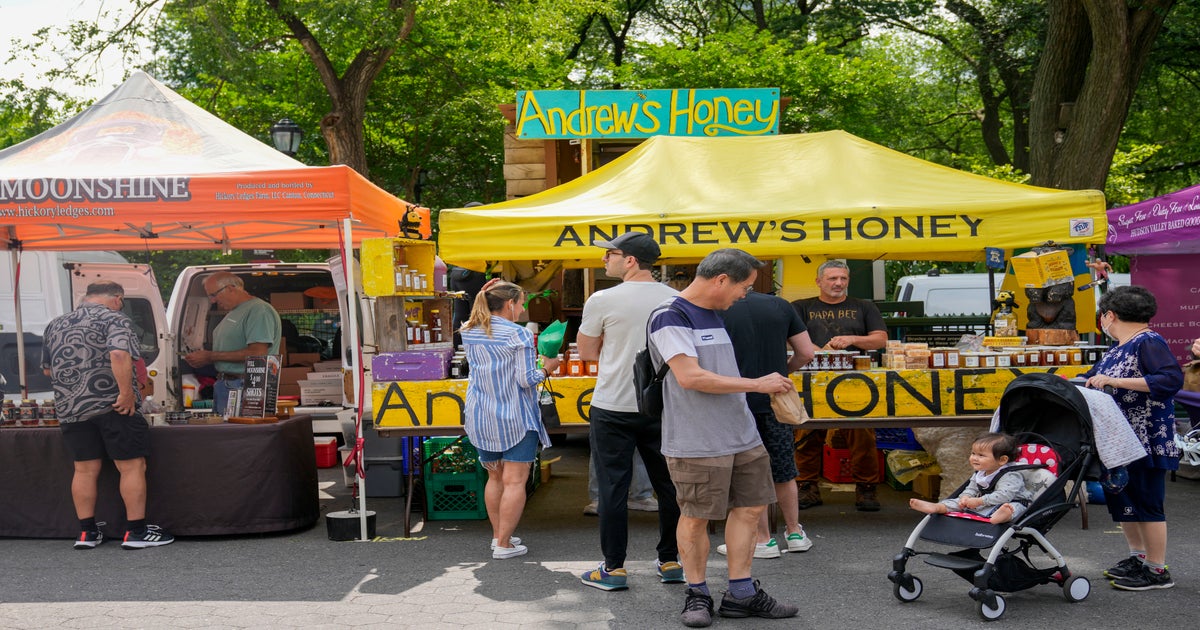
372, 366, 1088, 428
515, 89, 781, 139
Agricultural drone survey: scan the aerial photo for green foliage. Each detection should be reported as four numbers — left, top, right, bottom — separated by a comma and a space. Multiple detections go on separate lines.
1105, 144, 1162, 207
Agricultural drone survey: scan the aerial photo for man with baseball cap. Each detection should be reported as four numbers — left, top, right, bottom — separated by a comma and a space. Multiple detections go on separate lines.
577, 231, 684, 591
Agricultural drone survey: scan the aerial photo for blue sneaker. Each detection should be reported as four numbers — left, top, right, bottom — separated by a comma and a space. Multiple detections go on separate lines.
580, 562, 628, 591
657, 560, 686, 583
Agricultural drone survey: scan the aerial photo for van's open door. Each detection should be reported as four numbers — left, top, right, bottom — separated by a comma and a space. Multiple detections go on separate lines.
68, 263, 170, 403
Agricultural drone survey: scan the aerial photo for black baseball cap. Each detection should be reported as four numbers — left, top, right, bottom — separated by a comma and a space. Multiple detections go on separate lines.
594, 232, 661, 264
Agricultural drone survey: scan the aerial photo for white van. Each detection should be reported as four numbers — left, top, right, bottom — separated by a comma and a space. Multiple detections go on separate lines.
892, 273, 995, 316
153, 260, 373, 436
2, 252, 167, 400
892, 271, 1131, 317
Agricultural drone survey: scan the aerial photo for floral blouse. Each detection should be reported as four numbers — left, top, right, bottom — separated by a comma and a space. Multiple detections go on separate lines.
1083, 330, 1183, 469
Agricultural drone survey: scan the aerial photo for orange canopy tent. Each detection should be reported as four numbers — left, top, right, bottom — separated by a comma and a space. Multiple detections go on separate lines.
0, 71, 418, 251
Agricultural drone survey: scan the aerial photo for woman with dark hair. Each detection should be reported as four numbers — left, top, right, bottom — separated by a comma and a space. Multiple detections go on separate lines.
460, 278, 561, 559
1083, 285, 1182, 591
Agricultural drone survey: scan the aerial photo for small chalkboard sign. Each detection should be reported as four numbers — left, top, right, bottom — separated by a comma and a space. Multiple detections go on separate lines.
238, 355, 281, 418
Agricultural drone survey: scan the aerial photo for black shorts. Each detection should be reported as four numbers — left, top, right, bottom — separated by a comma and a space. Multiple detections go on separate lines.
60, 411, 151, 462
754, 411, 799, 483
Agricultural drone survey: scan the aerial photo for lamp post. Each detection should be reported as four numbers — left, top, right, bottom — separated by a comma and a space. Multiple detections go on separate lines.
270, 118, 303, 156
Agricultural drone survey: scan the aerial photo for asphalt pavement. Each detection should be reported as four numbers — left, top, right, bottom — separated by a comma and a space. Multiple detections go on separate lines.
2, 434, 1198, 629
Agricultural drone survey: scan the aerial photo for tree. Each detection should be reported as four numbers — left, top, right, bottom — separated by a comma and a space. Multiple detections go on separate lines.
1028, 0, 1176, 190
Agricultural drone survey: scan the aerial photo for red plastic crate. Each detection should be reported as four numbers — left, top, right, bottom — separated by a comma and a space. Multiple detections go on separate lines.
315, 437, 338, 468
821, 444, 885, 483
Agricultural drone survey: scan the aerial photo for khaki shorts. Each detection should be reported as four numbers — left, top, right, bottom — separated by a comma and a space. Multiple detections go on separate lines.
666, 444, 775, 520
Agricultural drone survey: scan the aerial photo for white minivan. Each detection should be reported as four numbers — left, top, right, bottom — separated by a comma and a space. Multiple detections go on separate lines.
892, 271, 1131, 317
2, 252, 166, 400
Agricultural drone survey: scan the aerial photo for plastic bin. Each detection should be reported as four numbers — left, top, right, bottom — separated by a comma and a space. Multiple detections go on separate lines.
423, 437, 488, 520
822, 445, 885, 484
875, 428, 922, 451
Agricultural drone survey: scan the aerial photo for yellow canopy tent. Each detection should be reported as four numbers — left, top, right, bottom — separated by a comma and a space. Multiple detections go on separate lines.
438, 131, 1107, 270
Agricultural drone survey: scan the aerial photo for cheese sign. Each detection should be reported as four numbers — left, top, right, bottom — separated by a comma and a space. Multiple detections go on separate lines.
515, 89, 780, 139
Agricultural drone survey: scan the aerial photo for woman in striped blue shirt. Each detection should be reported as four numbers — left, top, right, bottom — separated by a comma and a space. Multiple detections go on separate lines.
461, 279, 562, 559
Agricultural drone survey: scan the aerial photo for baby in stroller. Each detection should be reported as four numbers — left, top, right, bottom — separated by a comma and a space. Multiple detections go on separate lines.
909, 432, 1037, 525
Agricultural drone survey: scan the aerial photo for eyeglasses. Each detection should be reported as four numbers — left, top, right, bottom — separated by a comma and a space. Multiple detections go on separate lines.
603, 250, 627, 260
207, 285, 233, 299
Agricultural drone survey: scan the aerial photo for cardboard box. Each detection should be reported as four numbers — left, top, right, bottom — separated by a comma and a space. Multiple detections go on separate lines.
305, 370, 344, 381
372, 349, 453, 382
279, 366, 311, 385
912, 472, 942, 500
313, 360, 343, 372
270, 292, 306, 311
287, 353, 321, 368
314, 437, 338, 468
821, 445, 886, 484
278, 383, 301, 398
1010, 250, 1073, 288
300, 380, 343, 406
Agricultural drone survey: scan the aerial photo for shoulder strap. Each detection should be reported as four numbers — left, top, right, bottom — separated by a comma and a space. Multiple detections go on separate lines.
646, 300, 689, 379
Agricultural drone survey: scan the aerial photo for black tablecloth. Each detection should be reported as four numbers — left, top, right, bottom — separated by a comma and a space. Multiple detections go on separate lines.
0, 415, 319, 538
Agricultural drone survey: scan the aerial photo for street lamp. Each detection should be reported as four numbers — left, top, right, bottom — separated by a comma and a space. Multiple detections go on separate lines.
270, 118, 303, 156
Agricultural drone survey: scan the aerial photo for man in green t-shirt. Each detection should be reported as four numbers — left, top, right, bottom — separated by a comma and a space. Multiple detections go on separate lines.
184, 271, 281, 415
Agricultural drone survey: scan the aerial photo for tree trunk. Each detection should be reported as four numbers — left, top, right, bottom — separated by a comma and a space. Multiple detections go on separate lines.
266, 0, 415, 177
1029, 0, 1174, 190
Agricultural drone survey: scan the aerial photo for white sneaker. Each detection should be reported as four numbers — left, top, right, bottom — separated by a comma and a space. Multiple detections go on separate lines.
785, 527, 813, 553
627, 497, 659, 512
716, 538, 781, 559
492, 543, 528, 559
490, 536, 523, 550
582, 502, 599, 516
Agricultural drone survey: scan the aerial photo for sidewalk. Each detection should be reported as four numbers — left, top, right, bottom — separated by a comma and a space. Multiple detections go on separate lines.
2, 434, 1198, 629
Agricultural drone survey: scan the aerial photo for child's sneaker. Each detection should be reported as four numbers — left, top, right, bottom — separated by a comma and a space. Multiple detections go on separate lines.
121, 525, 174, 550
74, 530, 103, 550
657, 560, 685, 583
1111, 565, 1174, 591
785, 527, 813, 553
580, 563, 628, 591
716, 538, 781, 559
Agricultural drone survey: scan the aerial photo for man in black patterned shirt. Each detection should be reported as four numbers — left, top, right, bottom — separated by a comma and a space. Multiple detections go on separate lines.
42, 281, 174, 550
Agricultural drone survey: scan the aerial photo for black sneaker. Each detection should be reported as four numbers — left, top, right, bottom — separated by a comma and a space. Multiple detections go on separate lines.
680, 588, 714, 628
121, 524, 175, 550
1111, 565, 1174, 591
1103, 556, 1144, 580
74, 530, 103, 550
717, 580, 799, 619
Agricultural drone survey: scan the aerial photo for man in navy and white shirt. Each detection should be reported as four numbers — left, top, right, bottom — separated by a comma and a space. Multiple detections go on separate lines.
647, 249, 799, 627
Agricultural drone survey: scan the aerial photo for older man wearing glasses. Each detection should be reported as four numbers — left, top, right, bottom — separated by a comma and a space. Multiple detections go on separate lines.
184, 271, 281, 415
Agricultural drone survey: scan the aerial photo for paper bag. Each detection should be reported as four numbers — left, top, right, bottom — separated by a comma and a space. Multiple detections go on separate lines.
770, 391, 810, 425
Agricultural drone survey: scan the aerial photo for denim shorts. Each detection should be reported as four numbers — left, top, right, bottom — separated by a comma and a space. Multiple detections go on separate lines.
477, 430, 540, 465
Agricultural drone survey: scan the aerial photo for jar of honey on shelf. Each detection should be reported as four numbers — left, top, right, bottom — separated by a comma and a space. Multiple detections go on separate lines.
567, 353, 584, 377
853, 355, 872, 371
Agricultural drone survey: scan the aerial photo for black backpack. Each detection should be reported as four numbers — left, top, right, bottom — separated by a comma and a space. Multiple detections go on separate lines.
633, 303, 686, 419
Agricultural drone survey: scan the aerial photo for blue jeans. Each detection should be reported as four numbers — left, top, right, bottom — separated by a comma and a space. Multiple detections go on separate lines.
214, 378, 241, 416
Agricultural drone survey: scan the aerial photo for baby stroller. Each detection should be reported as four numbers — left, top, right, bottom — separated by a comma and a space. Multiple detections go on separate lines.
887, 373, 1099, 621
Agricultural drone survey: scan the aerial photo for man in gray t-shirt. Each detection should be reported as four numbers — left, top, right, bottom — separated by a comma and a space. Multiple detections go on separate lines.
648, 249, 798, 626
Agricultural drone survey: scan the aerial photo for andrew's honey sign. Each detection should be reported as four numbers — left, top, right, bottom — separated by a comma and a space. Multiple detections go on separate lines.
516, 89, 780, 139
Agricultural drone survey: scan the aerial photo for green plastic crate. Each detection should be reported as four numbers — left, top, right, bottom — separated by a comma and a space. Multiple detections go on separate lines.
425, 476, 487, 520
422, 436, 488, 520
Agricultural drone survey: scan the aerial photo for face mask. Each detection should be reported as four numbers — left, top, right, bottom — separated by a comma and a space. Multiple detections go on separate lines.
1101, 323, 1112, 338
